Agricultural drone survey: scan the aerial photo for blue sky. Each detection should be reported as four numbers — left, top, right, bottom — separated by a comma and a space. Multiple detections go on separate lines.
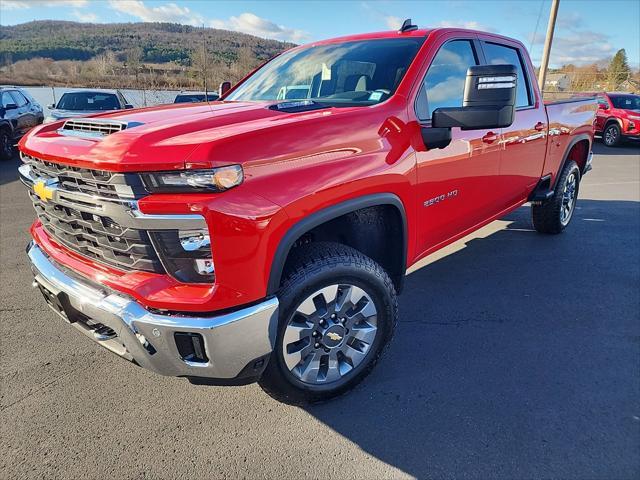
1, 0, 639, 68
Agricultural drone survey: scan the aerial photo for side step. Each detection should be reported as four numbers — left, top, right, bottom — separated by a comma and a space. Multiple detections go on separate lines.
528, 174, 554, 204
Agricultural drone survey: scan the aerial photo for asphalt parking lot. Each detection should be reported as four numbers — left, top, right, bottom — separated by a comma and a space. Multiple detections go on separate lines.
1, 141, 639, 479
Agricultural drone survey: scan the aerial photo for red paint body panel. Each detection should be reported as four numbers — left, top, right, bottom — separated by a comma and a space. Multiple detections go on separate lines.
19, 28, 596, 313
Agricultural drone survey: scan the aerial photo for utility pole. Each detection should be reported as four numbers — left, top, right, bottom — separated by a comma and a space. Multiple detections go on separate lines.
538, 0, 560, 92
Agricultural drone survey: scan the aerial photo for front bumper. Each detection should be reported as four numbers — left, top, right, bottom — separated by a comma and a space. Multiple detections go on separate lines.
28, 242, 279, 382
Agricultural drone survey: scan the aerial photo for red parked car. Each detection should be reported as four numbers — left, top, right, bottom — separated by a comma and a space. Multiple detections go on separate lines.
18, 22, 596, 404
594, 92, 640, 146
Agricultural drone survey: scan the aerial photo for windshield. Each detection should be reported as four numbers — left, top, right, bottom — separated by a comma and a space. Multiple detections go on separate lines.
609, 94, 640, 110
226, 38, 425, 106
56, 92, 120, 111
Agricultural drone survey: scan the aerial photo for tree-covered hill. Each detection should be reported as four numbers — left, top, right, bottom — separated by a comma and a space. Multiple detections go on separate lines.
0, 20, 293, 65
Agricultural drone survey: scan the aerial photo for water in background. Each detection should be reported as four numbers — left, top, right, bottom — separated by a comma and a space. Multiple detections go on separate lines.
20, 86, 181, 115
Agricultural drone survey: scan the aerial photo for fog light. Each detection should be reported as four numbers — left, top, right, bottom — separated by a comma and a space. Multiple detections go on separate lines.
175, 332, 208, 363
150, 229, 214, 283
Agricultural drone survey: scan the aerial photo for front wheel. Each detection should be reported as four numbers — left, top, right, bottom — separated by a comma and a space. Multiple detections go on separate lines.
0, 129, 13, 161
603, 123, 621, 147
532, 160, 580, 234
259, 242, 398, 405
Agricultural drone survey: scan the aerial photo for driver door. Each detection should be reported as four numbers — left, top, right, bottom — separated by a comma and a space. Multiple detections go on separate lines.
414, 38, 503, 254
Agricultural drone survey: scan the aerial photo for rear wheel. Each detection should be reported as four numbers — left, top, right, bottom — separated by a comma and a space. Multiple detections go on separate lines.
259, 242, 398, 405
603, 122, 621, 147
532, 160, 580, 234
0, 129, 12, 161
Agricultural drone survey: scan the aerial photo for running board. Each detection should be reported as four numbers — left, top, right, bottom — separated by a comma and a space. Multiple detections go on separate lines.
528, 174, 554, 204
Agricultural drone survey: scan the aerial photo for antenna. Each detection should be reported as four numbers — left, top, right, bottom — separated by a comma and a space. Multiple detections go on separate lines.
398, 18, 418, 33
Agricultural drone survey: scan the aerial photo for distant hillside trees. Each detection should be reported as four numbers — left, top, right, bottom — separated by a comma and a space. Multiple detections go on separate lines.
0, 20, 291, 90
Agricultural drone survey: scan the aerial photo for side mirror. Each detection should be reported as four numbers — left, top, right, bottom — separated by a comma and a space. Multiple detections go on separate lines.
219, 81, 231, 97
125, 104, 134, 109
4, 103, 18, 110
432, 64, 517, 130
598, 103, 608, 110
48, 103, 55, 109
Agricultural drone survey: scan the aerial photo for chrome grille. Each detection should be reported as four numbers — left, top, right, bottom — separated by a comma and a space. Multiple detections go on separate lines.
60, 118, 127, 137
21, 155, 163, 274
22, 154, 147, 199
30, 192, 163, 273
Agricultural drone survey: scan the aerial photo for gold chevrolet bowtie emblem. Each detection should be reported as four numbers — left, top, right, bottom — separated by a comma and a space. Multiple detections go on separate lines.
34, 180, 54, 202
326, 332, 342, 341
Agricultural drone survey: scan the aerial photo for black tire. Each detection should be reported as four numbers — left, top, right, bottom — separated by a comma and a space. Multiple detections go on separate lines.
603, 122, 621, 147
532, 160, 580, 234
0, 129, 13, 161
259, 242, 398, 405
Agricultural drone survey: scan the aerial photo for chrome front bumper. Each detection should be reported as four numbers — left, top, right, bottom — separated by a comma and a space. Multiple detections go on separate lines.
27, 242, 279, 381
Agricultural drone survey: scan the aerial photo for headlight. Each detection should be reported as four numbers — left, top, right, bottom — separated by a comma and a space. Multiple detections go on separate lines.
142, 165, 243, 193
150, 229, 214, 283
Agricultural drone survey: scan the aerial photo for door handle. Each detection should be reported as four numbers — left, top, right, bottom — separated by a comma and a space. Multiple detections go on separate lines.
534, 121, 545, 131
482, 132, 498, 144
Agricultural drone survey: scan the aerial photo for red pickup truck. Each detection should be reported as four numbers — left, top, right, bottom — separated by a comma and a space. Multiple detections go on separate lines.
18, 23, 596, 404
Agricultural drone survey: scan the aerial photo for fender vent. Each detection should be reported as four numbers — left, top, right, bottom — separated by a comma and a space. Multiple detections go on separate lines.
59, 118, 128, 137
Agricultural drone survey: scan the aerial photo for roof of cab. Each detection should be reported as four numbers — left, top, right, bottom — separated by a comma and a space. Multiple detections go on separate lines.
308, 28, 433, 46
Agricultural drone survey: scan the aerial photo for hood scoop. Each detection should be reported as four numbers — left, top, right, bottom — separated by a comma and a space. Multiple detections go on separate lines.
58, 118, 141, 138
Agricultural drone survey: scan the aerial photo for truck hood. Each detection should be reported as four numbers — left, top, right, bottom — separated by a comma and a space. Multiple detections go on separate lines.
22, 101, 338, 171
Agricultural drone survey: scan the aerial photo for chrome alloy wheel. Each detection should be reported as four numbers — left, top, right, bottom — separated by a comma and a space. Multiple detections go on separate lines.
281, 284, 378, 385
604, 125, 618, 146
560, 171, 577, 225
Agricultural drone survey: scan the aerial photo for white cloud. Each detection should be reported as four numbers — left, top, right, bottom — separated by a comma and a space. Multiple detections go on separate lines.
384, 15, 402, 30
108, 0, 205, 26
107, 2, 306, 42
73, 9, 97, 23
529, 30, 617, 66
556, 12, 584, 30
1, 0, 87, 9
210, 13, 308, 43
436, 20, 498, 33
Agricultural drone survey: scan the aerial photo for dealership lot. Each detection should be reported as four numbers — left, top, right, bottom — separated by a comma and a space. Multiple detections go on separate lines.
1, 142, 638, 479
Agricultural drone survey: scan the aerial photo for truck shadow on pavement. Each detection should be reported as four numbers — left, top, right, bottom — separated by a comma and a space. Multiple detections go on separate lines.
306, 199, 640, 479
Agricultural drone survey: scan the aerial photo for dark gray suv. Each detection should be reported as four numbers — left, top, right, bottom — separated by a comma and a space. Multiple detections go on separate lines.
0, 86, 44, 161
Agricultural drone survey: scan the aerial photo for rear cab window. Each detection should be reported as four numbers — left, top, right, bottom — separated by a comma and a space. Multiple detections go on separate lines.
482, 42, 533, 108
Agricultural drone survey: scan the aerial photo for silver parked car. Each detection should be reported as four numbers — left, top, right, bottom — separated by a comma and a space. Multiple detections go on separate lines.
45, 89, 133, 123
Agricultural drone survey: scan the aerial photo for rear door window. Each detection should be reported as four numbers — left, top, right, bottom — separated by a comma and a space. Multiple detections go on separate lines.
416, 39, 479, 120
482, 42, 532, 108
